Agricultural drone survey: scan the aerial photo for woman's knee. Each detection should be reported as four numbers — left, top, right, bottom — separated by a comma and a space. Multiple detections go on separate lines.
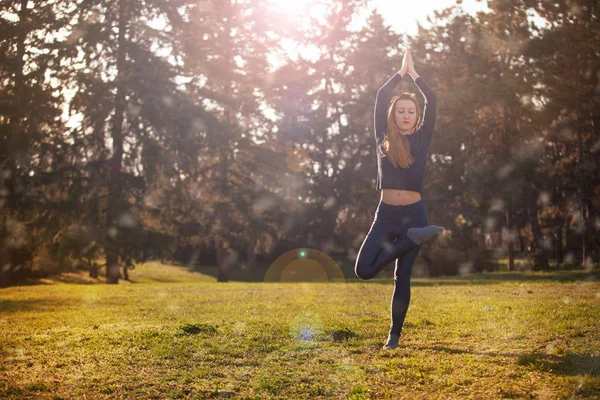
355, 263, 376, 280
354, 264, 377, 280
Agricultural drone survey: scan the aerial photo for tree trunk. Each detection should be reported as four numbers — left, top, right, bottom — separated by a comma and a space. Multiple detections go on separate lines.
247, 230, 256, 268
215, 1, 236, 283
565, 215, 582, 264
505, 196, 514, 271
123, 260, 129, 281
576, 123, 588, 265
216, 239, 229, 282
590, 114, 600, 262
556, 218, 564, 265
525, 182, 550, 270
1, 0, 29, 287
518, 226, 525, 253
216, 151, 231, 282
0, 214, 9, 287
105, 0, 128, 284
89, 259, 98, 278
500, 104, 516, 271
552, 174, 564, 266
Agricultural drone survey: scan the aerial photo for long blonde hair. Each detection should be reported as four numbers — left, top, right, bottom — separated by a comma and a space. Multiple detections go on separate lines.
383, 93, 421, 168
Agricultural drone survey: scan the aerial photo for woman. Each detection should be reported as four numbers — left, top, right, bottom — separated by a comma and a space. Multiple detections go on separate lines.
354, 49, 443, 350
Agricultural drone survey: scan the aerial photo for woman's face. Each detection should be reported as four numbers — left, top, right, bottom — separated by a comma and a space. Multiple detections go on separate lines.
394, 99, 418, 134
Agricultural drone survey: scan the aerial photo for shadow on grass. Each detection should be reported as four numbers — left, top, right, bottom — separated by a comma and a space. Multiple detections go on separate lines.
0, 299, 76, 314
2, 272, 104, 288
1, 263, 216, 288
2, 262, 597, 287
420, 345, 600, 377
351, 269, 599, 286
183, 261, 599, 285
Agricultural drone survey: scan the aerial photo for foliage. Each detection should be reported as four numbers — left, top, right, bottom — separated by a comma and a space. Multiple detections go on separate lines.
1, 0, 598, 283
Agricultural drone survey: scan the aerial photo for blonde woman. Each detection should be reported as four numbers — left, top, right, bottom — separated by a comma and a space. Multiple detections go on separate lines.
355, 49, 443, 349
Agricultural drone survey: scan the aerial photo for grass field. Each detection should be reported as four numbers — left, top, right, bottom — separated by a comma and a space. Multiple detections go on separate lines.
1, 262, 599, 399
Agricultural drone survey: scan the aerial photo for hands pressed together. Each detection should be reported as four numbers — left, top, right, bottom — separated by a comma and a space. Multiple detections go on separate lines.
399, 48, 420, 80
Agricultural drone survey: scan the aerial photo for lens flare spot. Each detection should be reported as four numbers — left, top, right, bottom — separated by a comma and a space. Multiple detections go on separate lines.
490, 198, 504, 212
252, 195, 277, 214
324, 197, 336, 209
128, 103, 142, 117
280, 259, 327, 282
289, 313, 323, 344
564, 252, 575, 265
198, 0, 215, 13
286, 148, 311, 172
265, 248, 345, 282
485, 217, 497, 231
118, 212, 138, 228
233, 322, 246, 335
459, 262, 473, 276
538, 192, 552, 206
497, 163, 515, 180
161, 96, 174, 107
584, 257, 594, 271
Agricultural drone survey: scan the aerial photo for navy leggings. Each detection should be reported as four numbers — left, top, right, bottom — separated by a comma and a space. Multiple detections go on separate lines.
354, 200, 428, 336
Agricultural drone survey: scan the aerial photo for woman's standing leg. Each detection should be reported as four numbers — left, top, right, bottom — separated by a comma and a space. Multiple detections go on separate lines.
384, 201, 428, 349
390, 245, 422, 336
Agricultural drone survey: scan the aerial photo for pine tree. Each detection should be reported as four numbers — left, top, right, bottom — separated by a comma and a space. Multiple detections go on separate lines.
0, 0, 72, 285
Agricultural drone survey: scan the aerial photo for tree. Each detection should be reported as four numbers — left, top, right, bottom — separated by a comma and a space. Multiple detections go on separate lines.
0, 0, 72, 285
64, 0, 206, 283
525, 0, 600, 265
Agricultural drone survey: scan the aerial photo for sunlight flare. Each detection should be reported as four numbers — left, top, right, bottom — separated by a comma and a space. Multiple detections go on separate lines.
268, 0, 313, 13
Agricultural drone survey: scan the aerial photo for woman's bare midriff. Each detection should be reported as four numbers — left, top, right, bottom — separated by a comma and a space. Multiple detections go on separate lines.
381, 189, 421, 206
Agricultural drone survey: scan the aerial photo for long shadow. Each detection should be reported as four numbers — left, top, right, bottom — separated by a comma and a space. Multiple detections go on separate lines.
190, 262, 599, 284
3, 263, 597, 287
347, 269, 599, 286
419, 344, 600, 377
0, 299, 77, 314
2, 274, 102, 287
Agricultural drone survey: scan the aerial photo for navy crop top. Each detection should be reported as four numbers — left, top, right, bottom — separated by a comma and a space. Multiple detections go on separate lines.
374, 73, 437, 192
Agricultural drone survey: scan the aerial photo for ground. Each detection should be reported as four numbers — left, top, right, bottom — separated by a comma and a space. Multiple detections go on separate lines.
0, 262, 598, 399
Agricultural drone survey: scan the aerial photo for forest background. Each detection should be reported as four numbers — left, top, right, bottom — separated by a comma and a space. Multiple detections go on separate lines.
1, 0, 599, 285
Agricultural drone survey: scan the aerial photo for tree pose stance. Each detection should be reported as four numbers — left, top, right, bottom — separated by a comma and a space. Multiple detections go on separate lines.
354, 49, 444, 349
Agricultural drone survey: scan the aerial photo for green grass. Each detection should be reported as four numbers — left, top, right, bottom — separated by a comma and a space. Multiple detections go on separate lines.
1, 263, 599, 399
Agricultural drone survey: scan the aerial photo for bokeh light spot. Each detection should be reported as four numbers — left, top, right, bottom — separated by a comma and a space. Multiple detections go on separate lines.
118, 212, 138, 228
285, 148, 311, 172
324, 196, 336, 209
497, 163, 515, 180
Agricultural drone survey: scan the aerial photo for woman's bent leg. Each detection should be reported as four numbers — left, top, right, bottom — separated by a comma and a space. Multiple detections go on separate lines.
354, 221, 395, 280
355, 202, 441, 280
369, 235, 420, 274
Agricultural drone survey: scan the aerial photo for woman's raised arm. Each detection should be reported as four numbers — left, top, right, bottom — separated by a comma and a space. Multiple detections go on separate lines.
374, 73, 402, 145
374, 50, 411, 146
408, 50, 437, 147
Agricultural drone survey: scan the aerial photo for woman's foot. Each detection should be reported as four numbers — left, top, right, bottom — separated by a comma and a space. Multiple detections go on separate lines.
407, 225, 444, 245
382, 333, 400, 350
